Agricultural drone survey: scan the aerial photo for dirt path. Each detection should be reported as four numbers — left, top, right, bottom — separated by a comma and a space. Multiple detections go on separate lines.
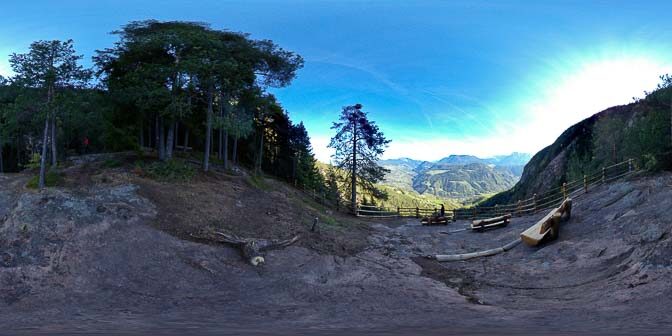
1, 167, 672, 335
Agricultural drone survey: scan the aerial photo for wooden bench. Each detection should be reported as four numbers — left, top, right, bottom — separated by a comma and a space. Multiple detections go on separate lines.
470, 214, 511, 231
421, 216, 449, 225
520, 198, 572, 246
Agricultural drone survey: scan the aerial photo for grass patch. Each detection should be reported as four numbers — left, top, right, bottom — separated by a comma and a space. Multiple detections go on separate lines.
247, 174, 270, 190
140, 159, 195, 182
102, 158, 123, 169
26, 171, 64, 189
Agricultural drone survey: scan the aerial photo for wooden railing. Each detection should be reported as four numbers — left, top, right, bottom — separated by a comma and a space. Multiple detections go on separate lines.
357, 204, 454, 219
451, 158, 637, 220
296, 158, 639, 221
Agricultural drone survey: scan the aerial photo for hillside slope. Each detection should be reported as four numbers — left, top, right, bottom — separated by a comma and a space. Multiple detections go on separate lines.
381, 153, 529, 200
2, 155, 672, 334
484, 89, 672, 206
412, 163, 517, 199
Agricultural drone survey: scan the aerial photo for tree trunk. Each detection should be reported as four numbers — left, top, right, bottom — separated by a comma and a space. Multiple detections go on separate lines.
218, 96, 224, 160
203, 85, 214, 172
183, 128, 189, 152
256, 130, 264, 175
158, 116, 166, 161
223, 130, 229, 170
292, 153, 299, 186
155, 114, 161, 158
351, 115, 358, 213
166, 121, 174, 159
232, 137, 238, 164
38, 113, 50, 189
0, 139, 4, 174
50, 112, 57, 167
139, 123, 144, 148
174, 122, 178, 150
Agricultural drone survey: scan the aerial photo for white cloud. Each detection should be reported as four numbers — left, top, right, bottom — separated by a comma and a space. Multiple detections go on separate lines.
380, 57, 672, 161
311, 135, 334, 163
0, 59, 10, 77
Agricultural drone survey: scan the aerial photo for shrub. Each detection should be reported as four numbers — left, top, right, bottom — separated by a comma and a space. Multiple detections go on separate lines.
102, 158, 123, 168
24, 153, 42, 170
26, 171, 63, 189
642, 154, 658, 171
143, 159, 195, 182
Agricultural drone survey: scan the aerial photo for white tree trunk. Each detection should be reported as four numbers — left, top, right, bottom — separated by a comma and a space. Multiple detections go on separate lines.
50, 113, 57, 167
38, 114, 50, 189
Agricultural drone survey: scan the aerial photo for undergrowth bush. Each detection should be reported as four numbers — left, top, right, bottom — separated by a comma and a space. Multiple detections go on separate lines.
26, 171, 63, 189
140, 159, 195, 182
102, 158, 123, 168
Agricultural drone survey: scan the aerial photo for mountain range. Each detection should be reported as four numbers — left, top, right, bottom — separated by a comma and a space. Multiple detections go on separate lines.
380, 152, 532, 200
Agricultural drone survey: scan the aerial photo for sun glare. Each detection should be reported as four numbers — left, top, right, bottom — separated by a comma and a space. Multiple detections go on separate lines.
516, 57, 672, 152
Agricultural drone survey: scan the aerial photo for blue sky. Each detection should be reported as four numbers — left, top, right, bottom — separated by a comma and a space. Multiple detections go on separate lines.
2, 1, 672, 161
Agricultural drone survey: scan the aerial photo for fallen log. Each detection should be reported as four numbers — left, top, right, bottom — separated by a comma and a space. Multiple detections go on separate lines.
192, 230, 300, 266
429, 238, 521, 262
471, 214, 511, 231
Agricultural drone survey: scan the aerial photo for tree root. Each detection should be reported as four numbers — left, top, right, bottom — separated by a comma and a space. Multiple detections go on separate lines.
192, 229, 300, 266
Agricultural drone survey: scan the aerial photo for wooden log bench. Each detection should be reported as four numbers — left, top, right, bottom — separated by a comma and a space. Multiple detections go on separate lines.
470, 214, 511, 231
421, 216, 450, 225
520, 198, 572, 246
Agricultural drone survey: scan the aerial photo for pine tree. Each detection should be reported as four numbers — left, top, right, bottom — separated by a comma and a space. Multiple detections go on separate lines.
329, 104, 390, 212
10, 39, 91, 188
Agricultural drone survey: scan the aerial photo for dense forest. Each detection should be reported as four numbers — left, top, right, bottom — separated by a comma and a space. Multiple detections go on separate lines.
0, 20, 324, 191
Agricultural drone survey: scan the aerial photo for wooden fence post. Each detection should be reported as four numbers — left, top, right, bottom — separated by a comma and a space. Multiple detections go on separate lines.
562, 182, 567, 199
472, 207, 477, 220
628, 158, 633, 173
397, 206, 400, 216
452, 210, 457, 222
533, 193, 537, 212
415, 207, 419, 219
584, 174, 588, 193
516, 200, 521, 216
602, 167, 606, 184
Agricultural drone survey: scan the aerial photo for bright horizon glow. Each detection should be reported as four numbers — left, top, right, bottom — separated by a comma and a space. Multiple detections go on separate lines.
310, 56, 672, 163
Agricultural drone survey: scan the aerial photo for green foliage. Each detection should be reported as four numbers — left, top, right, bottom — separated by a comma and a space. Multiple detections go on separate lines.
26, 170, 63, 189
247, 174, 270, 190
142, 159, 195, 182
642, 154, 658, 171
623, 107, 670, 168
592, 116, 626, 165
2, 20, 322, 198
102, 158, 123, 168
329, 104, 391, 203
24, 153, 42, 169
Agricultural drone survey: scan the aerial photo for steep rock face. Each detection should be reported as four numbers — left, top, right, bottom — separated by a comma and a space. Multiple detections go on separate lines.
484, 95, 672, 206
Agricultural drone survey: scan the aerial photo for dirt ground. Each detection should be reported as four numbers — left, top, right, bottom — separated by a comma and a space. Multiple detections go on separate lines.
1, 154, 672, 335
